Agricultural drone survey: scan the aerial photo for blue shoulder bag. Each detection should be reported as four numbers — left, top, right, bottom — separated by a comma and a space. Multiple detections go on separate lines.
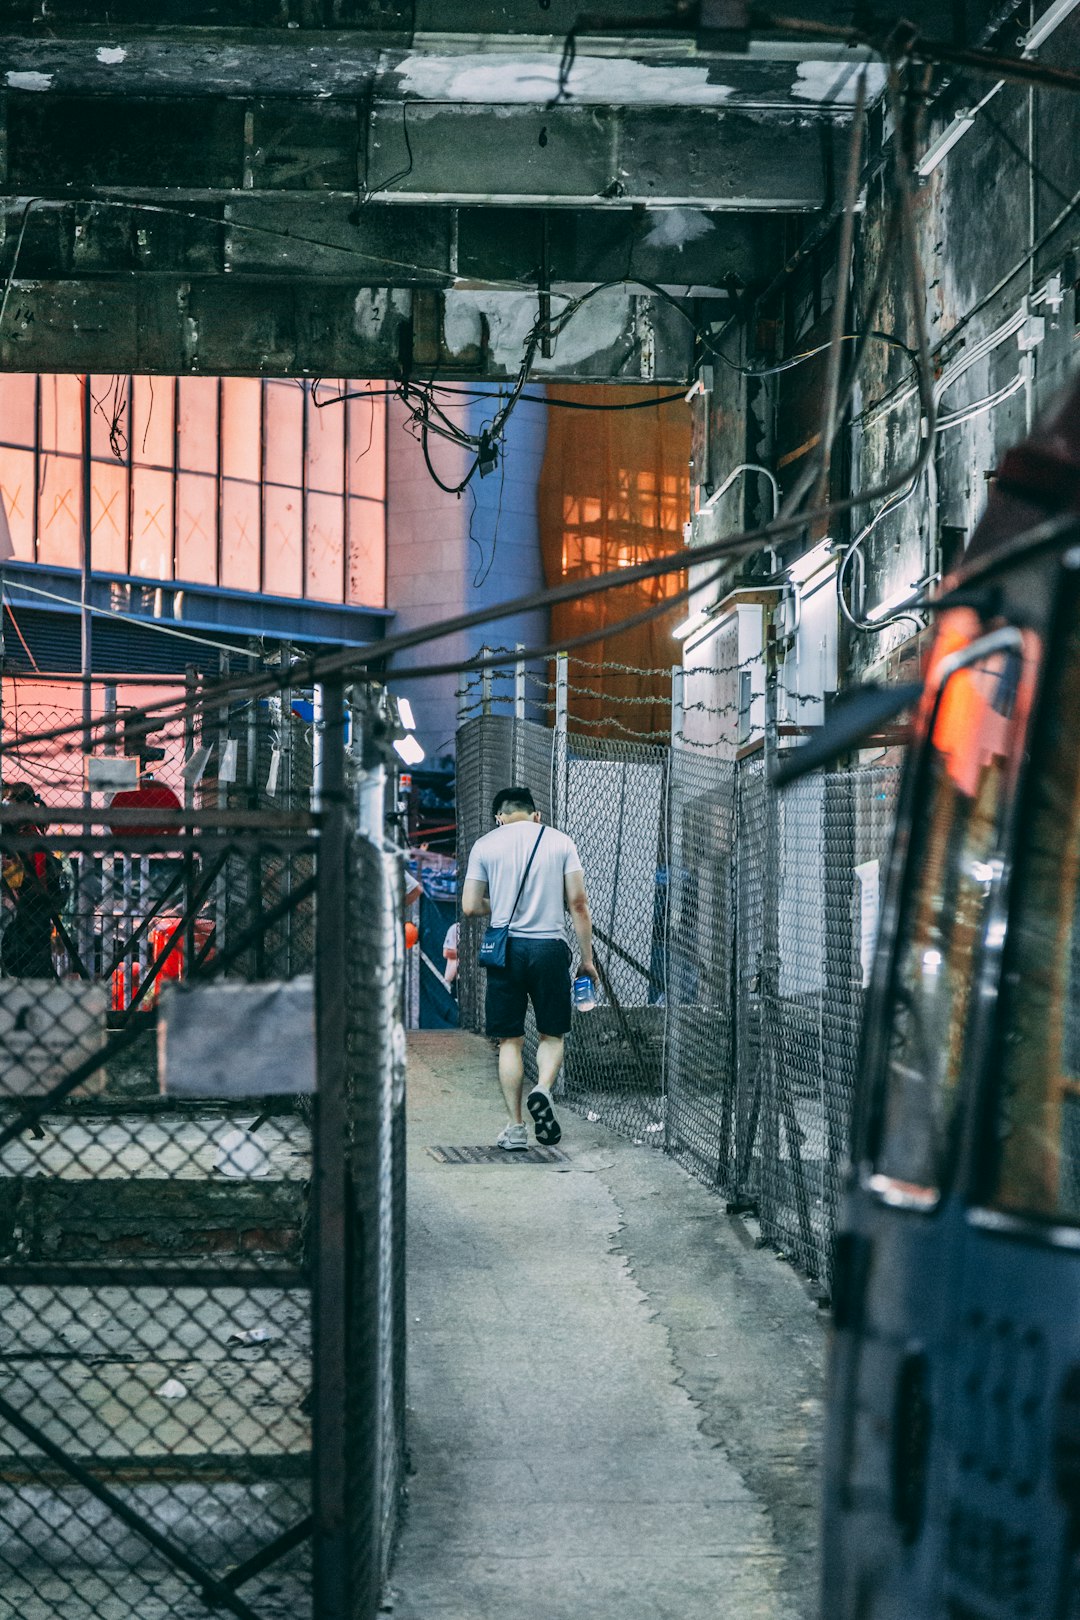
477, 826, 545, 970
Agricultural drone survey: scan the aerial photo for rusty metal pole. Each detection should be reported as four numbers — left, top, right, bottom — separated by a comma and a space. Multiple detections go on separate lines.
312, 671, 351, 1620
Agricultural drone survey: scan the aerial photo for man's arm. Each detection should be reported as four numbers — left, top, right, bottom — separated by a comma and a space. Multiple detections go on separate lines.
461, 877, 490, 918
564, 869, 597, 983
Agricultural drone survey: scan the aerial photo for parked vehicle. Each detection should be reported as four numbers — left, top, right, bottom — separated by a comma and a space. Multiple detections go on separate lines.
782, 378, 1080, 1620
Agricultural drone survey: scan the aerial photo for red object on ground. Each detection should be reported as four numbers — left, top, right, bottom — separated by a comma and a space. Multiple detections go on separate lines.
108, 782, 183, 838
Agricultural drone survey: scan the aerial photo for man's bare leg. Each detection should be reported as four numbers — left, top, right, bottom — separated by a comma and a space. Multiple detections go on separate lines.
526, 1032, 565, 1145
498, 1036, 526, 1123
535, 1033, 565, 1094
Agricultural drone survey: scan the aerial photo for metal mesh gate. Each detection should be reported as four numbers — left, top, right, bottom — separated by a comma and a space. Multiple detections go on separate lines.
0, 793, 406, 1619
555, 729, 668, 1141
664, 747, 738, 1183
456, 705, 900, 1293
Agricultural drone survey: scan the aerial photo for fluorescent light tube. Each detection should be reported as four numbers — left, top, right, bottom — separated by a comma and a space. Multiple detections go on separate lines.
865, 583, 919, 623
673, 611, 709, 641
786, 538, 835, 587
393, 734, 426, 766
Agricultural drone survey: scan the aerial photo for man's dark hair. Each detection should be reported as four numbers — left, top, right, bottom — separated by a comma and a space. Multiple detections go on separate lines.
492, 786, 536, 820
4, 783, 40, 806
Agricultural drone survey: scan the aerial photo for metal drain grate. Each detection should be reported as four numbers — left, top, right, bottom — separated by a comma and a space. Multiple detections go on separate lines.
426, 1145, 569, 1165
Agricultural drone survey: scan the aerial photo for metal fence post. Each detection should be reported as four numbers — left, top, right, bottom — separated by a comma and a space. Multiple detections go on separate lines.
181, 666, 198, 981
755, 632, 782, 1216
514, 642, 526, 783
554, 652, 568, 828
312, 681, 324, 811
312, 672, 352, 1620
670, 664, 684, 746
80, 370, 93, 814
480, 646, 492, 717
281, 647, 294, 972
555, 651, 568, 735
514, 644, 526, 723
758, 623, 815, 1264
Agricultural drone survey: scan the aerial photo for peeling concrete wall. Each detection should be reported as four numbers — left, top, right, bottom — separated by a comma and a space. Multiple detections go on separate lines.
690, 15, 1080, 709
848, 28, 1080, 684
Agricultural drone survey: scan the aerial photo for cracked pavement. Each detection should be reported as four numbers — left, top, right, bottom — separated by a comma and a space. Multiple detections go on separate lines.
389, 1031, 825, 1620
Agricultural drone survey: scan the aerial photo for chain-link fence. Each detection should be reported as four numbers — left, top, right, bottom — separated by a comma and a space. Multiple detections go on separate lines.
456, 690, 901, 1295
664, 746, 739, 1183
0, 767, 405, 1618
730, 764, 899, 1282
1, 678, 316, 817
555, 728, 669, 1141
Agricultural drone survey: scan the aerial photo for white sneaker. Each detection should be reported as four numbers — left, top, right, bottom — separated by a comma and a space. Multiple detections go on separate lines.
496, 1122, 528, 1151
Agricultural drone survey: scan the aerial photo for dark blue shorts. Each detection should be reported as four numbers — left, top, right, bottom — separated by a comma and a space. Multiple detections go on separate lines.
485, 935, 572, 1039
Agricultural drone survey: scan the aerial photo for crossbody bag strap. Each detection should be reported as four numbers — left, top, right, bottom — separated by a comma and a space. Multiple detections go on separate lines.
505, 826, 545, 930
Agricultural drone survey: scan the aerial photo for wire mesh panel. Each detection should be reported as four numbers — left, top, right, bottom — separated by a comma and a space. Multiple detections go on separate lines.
664, 747, 738, 1184
343, 838, 407, 1605
818, 766, 900, 1285
749, 764, 901, 1287
734, 759, 766, 1207
755, 772, 829, 1278
0, 822, 317, 1620
453, 702, 904, 1294
0, 681, 315, 819
0, 803, 407, 1620
556, 731, 668, 1140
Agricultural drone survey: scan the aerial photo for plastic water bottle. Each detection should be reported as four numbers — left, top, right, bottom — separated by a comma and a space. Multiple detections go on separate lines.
573, 974, 597, 1012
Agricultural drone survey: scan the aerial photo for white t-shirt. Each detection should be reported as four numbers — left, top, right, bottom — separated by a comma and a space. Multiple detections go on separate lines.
464, 821, 583, 940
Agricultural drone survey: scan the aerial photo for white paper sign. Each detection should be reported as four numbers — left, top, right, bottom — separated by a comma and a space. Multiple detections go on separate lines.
86, 755, 139, 791
855, 859, 880, 989
0, 981, 108, 1096
158, 977, 316, 1097
182, 744, 212, 785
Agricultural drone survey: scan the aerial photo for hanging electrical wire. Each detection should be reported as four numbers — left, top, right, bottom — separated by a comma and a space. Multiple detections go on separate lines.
0, 53, 949, 758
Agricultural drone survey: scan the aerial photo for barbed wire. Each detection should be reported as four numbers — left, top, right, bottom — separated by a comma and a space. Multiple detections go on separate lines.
456, 658, 761, 694
458, 680, 830, 723
563, 714, 670, 740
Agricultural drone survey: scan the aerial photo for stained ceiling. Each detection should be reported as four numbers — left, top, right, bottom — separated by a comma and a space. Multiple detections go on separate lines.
0, 2, 1005, 378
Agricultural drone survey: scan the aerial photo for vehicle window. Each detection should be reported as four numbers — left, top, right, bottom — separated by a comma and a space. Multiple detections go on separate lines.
993, 610, 1080, 1221
874, 631, 1025, 1202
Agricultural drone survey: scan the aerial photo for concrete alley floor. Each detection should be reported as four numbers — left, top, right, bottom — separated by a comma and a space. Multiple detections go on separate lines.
390, 1032, 826, 1620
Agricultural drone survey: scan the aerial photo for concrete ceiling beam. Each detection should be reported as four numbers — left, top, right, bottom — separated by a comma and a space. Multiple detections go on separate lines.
0, 197, 774, 291
0, 89, 842, 210
0, 277, 704, 381
0, 32, 877, 109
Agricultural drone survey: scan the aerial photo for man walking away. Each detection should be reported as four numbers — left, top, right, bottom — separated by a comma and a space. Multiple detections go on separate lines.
461, 786, 598, 1150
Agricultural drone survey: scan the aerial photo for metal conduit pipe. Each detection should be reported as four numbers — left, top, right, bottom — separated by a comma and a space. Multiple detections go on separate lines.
696, 462, 781, 574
